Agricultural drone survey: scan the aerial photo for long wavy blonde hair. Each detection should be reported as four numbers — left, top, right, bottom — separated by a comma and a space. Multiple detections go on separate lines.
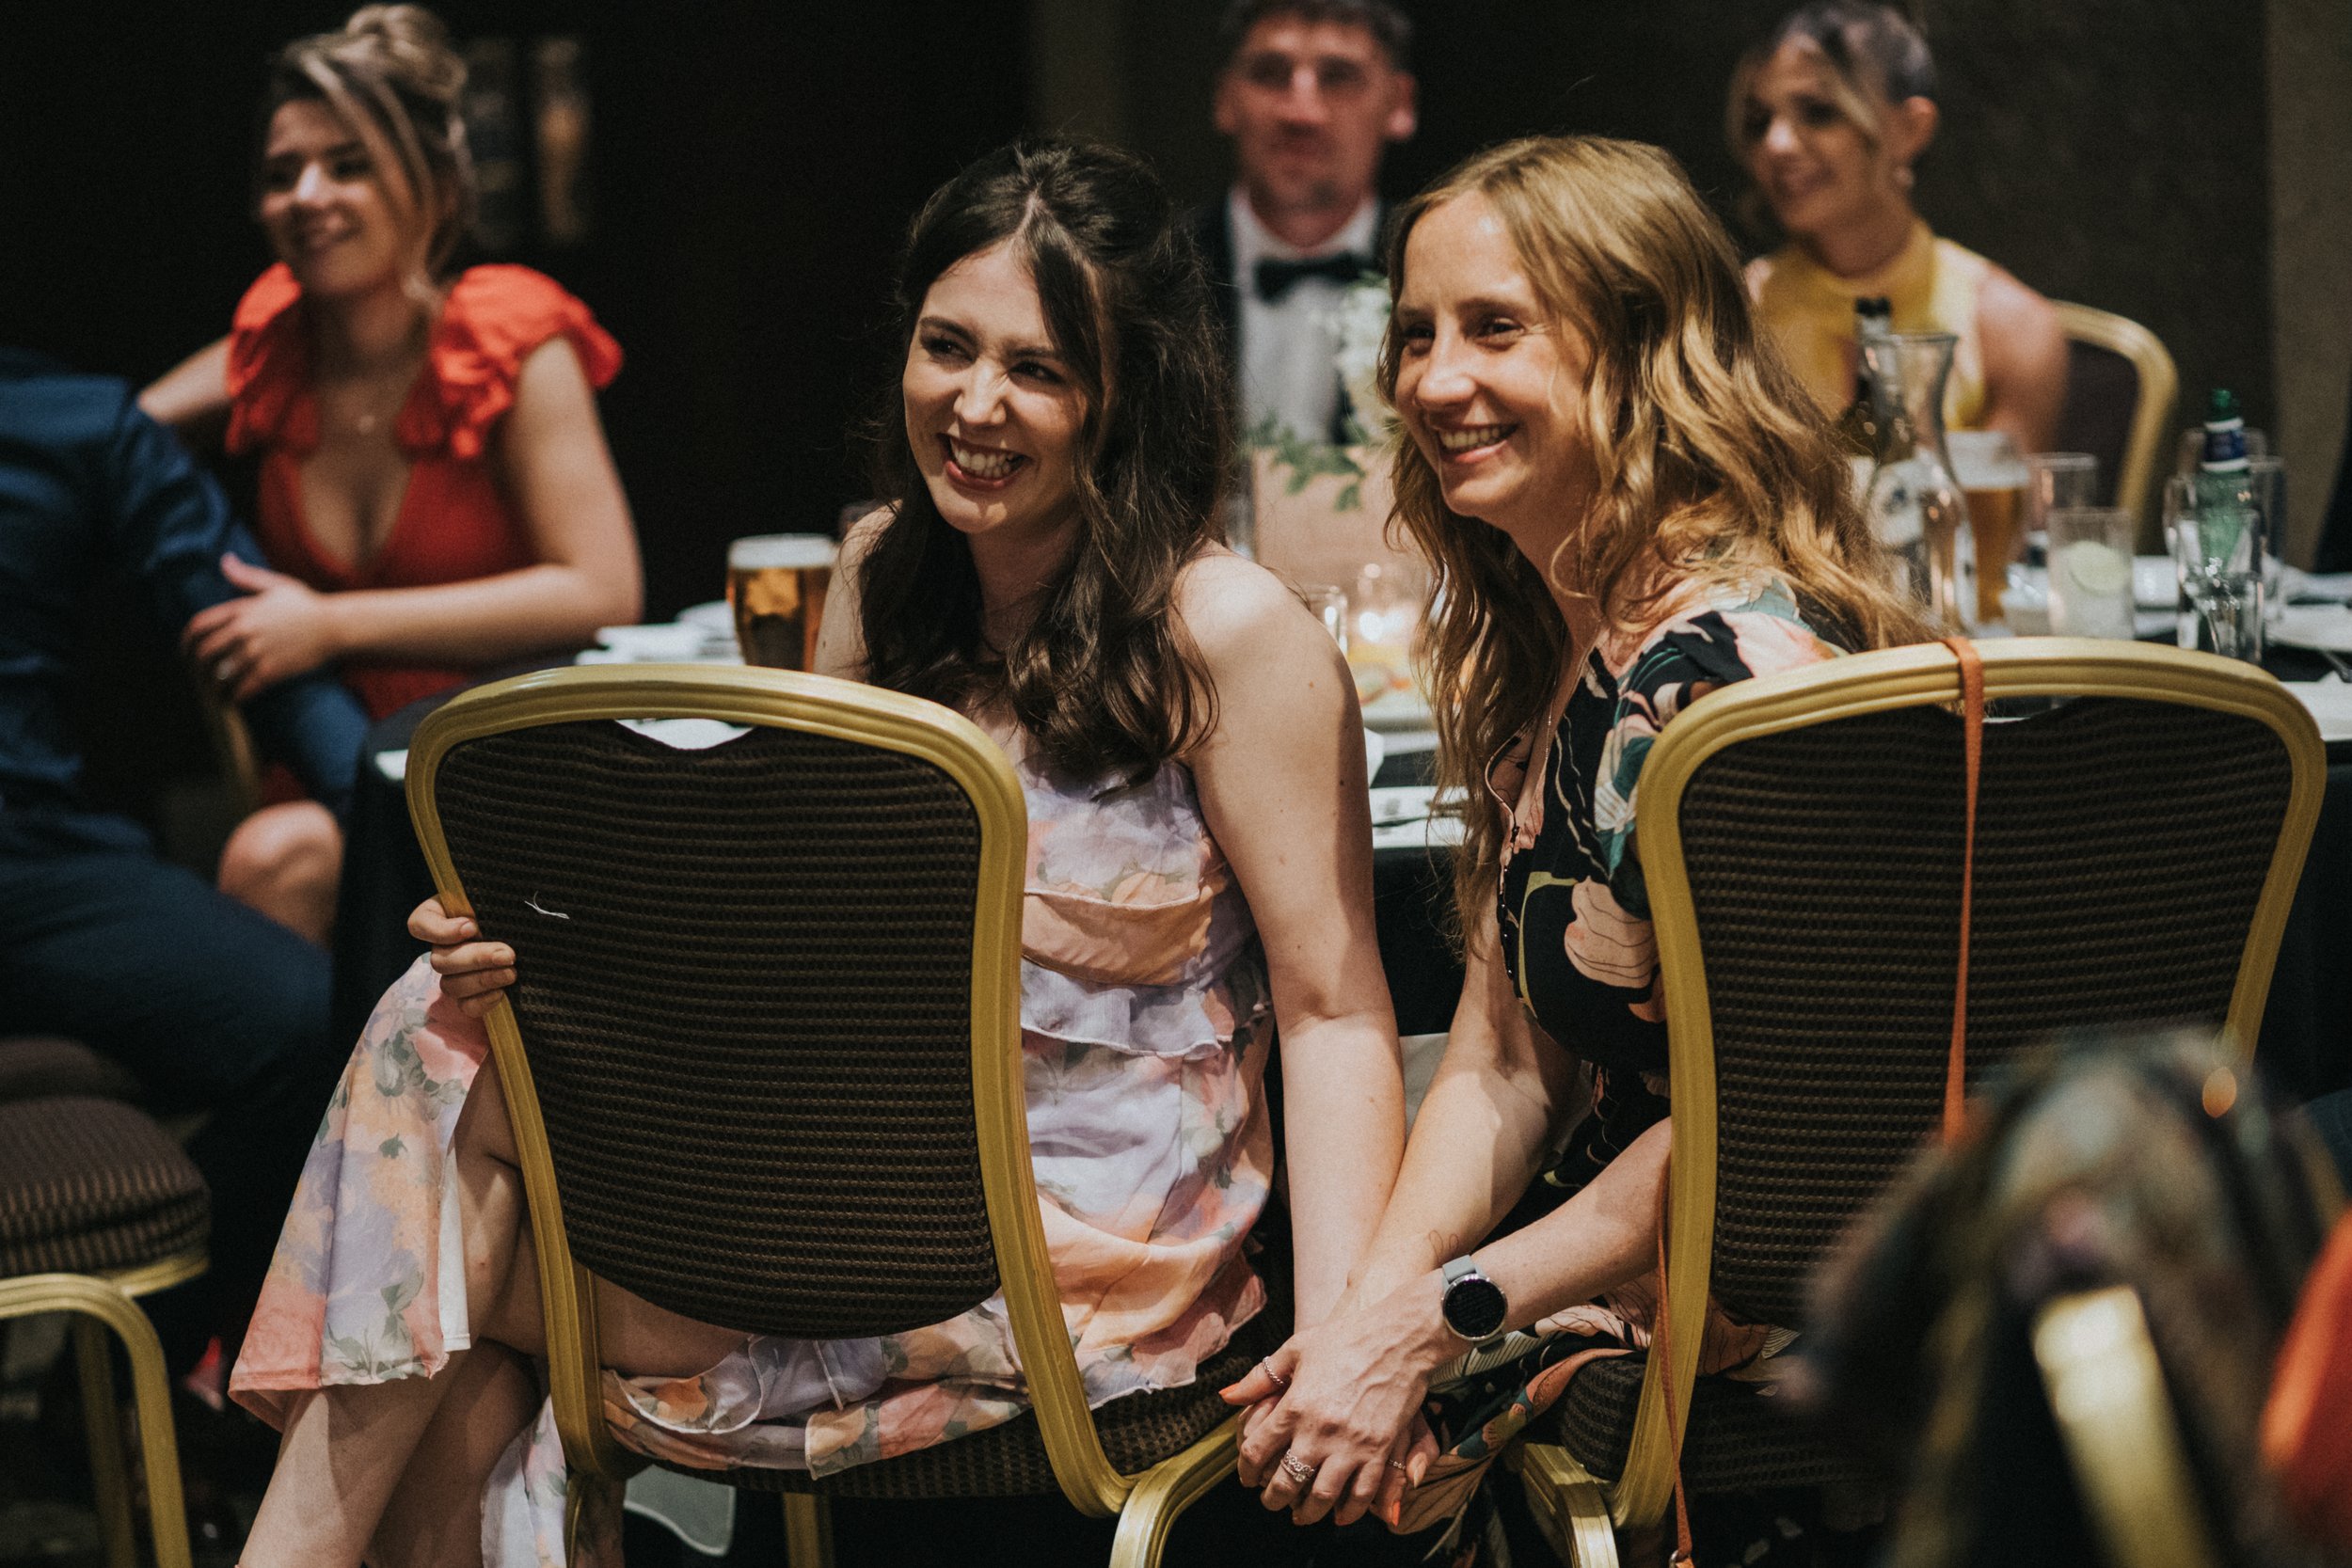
1376, 135, 1928, 937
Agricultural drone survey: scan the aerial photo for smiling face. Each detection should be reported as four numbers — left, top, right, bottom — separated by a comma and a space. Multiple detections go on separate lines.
902, 239, 1089, 560
1214, 16, 1415, 228
258, 99, 426, 300
1738, 40, 1929, 241
1391, 193, 1595, 558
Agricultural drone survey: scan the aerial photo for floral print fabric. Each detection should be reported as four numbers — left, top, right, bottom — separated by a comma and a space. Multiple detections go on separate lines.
230, 739, 1272, 1568
1494, 579, 1841, 1196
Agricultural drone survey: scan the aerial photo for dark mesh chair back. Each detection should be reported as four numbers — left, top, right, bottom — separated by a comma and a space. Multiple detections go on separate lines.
1677, 695, 2293, 1329
2056, 338, 2139, 509
430, 717, 999, 1338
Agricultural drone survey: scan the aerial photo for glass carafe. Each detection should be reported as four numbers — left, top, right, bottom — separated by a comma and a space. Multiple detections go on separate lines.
1865, 332, 1977, 631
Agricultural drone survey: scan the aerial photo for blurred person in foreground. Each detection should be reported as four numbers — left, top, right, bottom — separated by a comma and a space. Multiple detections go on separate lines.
1192, 0, 1417, 447
0, 347, 363, 1377
140, 4, 640, 944
1216, 135, 1927, 1557
1732, 1, 2068, 453
226, 141, 1407, 1568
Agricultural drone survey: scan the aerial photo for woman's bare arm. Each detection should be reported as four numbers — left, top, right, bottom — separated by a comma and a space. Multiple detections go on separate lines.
139, 337, 232, 445
1976, 267, 2070, 457
1180, 553, 1406, 1330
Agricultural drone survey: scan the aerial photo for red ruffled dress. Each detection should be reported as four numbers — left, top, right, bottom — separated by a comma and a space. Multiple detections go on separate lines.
225, 263, 623, 720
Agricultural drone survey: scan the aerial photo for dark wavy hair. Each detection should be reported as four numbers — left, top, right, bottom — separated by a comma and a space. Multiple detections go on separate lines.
859, 142, 1232, 784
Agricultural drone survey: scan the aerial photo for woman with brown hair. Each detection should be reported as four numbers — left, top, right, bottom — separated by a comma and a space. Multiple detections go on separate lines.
1220, 134, 1926, 1536
227, 140, 1405, 1568
1730, 1, 2067, 453
141, 5, 640, 942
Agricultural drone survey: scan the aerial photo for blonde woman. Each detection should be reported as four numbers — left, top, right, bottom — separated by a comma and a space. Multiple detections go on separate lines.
1220, 135, 1926, 1538
141, 6, 640, 941
1732, 1, 2067, 452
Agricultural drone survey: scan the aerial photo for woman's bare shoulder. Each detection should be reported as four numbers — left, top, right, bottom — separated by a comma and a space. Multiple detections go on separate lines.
1174, 547, 1316, 658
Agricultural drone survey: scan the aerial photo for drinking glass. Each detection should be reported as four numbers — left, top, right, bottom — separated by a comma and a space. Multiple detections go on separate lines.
2045, 508, 2137, 639
1298, 582, 1348, 651
726, 534, 837, 669
1947, 431, 2027, 626
2024, 452, 2097, 567
2166, 476, 2265, 660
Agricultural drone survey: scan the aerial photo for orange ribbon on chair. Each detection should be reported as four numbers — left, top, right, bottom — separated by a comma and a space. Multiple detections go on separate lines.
1940, 637, 1983, 1146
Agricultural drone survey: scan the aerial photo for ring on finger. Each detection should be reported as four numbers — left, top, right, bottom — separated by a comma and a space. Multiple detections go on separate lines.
1258, 1359, 1291, 1392
1387, 1459, 1410, 1473
1278, 1452, 1317, 1485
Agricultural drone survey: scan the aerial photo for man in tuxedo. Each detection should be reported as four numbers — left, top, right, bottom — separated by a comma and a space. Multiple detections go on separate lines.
1192, 0, 1417, 448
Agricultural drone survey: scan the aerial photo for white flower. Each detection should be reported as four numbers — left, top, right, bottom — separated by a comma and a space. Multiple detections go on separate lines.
1324, 275, 1394, 444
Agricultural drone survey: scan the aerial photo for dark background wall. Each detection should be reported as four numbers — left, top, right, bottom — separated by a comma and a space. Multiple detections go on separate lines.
1112, 0, 2280, 482
0, 1, 1031, 623
0, 0, 2319, 621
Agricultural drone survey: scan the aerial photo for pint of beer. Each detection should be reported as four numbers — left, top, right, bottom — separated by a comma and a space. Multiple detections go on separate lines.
726, 534, 837, 669
1947, 432, 2028, 626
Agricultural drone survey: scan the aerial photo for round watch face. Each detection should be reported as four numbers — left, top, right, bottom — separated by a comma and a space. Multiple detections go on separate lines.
1443, 1274, 1508, 1340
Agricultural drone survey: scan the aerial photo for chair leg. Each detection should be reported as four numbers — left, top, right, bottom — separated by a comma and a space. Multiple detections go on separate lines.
72, 1319, 136, 1568
1515, 1444, 1620, 1567
0, 1276, 194, 1568
1107, 1419, 1239, 1568
781, 1494, 834, 1568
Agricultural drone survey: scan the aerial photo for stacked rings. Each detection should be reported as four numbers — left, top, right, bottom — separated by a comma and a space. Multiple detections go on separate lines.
1278, 1452, 1317, 1484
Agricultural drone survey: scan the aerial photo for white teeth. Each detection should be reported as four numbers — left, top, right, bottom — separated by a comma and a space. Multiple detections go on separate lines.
950, 442, 1021, 480
1438, 424, 1512, 453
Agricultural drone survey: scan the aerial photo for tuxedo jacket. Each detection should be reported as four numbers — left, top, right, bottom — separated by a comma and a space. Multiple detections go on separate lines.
1188, 196, 1393, 448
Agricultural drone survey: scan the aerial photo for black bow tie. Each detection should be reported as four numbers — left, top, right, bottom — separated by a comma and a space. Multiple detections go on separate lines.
1253, 251, 1372, 302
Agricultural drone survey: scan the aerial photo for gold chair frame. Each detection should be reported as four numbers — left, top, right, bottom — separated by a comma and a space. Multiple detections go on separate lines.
0, 1251, 205, 1568
2033, 1285, 2221, 1568
405, 664, 1246, 1568
1518, 640, 2324, 1563
2052, 300, 2180, 537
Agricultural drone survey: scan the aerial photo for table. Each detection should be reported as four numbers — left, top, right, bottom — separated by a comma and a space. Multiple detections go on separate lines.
326, 666, 2352, 1104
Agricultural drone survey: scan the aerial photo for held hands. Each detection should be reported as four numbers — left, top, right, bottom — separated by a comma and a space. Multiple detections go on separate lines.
1219, 1281, 1451, 1528
408, 897, 516, 1017
183, 554, 339, 701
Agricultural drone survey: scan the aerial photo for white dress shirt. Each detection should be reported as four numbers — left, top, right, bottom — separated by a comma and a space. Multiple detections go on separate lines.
1229, 187, 1380, 446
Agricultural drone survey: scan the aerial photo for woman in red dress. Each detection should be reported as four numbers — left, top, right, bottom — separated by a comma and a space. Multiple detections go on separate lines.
143, 5, 641, 942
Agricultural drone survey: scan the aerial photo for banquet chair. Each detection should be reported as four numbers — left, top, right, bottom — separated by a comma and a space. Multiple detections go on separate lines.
0, 1037, 207, 1568
405, 664, 1284, 1568
2051, 301, 2180, 541
1516, 640, 2324, 1565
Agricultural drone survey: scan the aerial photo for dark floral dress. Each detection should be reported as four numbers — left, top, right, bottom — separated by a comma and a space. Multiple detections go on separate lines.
1494, 578, 1845, 1209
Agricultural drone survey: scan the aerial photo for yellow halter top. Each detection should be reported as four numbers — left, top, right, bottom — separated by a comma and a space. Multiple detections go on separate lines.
1750, 219, 1992, 433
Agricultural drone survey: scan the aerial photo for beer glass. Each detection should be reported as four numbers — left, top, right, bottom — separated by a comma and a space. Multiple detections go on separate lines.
726, 534, 837, 670
1947, 430, 2027, 626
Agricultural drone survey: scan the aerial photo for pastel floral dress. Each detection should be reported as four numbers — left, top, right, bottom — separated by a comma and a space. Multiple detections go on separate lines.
230, 736, 1274, 1568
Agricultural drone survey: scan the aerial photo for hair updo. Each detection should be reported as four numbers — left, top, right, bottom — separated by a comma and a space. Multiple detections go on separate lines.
260, 5, 477, 278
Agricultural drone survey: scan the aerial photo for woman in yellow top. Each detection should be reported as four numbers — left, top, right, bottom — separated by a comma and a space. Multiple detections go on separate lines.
1731, 2, 2067, 452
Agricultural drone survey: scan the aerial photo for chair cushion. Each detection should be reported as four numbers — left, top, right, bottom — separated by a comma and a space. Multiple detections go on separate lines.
0, 1097, 209, 1276
680, 1297, 1291, 1499
0, 1037, 144, 1105
1549, 1354, 1872, 1494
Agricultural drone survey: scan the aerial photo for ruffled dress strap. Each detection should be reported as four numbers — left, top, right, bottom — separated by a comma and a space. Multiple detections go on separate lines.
398, 265, 622, 460
224, 262, 317, 456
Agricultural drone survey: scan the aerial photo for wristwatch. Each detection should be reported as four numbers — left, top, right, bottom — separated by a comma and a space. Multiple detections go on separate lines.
1439, 1256, 1508, 1342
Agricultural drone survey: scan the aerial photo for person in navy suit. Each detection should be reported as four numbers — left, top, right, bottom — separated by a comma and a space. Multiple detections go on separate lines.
0, 348, 363, 1369
1190, 0, 1417, 448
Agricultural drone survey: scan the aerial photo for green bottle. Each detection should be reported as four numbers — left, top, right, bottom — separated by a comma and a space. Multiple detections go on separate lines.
2195, 388, 2252, 563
